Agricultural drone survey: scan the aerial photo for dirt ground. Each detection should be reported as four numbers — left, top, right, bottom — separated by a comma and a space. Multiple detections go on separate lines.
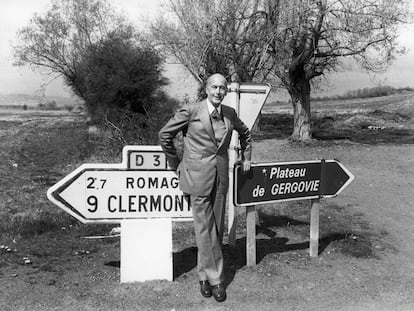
1, 96, 414, 310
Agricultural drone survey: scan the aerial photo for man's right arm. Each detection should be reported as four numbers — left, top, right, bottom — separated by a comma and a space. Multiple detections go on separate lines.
158, 104, 191, 170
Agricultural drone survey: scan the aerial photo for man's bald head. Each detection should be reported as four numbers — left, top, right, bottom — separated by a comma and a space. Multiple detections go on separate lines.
206, 74, 227, 88
205, 73, 228, 107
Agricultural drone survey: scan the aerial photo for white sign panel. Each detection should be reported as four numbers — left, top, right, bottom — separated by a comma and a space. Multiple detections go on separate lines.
223, 83, 271, 130
58, 169, 190, 220
47, 146, 191, 224
127, 150, 167, 169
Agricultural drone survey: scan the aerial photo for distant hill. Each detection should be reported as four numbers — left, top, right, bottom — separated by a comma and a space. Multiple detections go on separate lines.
0, 93, 80, 108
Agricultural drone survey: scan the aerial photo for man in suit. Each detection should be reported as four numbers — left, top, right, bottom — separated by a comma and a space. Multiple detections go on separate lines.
159, 73, 251, 302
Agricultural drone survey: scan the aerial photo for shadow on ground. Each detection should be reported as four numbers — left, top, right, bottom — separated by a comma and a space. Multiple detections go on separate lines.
171, 208, 382, 286
100, 203, 389, 287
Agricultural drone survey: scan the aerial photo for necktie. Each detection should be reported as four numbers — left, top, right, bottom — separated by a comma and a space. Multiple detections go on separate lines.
210, 108, 226, 145
211, 108, 221, 120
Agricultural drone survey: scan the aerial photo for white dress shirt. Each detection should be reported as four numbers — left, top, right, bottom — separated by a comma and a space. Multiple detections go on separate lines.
206, 99, 221, 115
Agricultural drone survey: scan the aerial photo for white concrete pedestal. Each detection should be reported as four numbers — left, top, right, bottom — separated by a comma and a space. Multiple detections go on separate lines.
120, 218, 173, 283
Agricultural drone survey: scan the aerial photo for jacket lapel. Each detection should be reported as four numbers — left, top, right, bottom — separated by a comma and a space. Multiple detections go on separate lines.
217, 105, 231, 150
199, 100, 216, 142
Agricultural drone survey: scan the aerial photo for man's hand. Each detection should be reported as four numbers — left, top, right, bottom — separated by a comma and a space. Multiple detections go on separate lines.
167, 158, 179, 172
241, 159, 251, 174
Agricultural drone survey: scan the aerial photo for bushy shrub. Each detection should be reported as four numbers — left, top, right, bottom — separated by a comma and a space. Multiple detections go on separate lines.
75, 30, 168, 123
91, 91, 180, 157
71, 29, 178, 149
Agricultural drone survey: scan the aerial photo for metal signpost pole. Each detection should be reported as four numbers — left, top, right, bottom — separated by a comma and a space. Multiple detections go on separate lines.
227, 82, 240, 247
310, 159, 326, 258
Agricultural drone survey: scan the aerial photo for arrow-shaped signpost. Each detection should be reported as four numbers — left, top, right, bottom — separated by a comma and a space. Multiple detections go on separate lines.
47, 145, 192, 283
49, 168, 190, 222
234, 159, 354, 264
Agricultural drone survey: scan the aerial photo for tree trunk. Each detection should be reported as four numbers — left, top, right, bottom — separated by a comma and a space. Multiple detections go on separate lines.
287, 71, 312, 141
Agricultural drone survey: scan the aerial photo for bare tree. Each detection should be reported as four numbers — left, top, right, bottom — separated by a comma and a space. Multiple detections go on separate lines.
263, 0, 410, 140
151, 0, 410, 140
151, 0, 274, 89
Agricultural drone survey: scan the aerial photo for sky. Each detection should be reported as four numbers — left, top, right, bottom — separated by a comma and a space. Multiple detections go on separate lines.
0, 0, 414, 99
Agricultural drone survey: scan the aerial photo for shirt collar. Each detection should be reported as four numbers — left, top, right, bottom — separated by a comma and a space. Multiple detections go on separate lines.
206, 98, 221, 115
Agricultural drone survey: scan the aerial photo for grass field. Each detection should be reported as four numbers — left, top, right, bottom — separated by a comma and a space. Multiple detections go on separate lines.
0, 92, 413, 310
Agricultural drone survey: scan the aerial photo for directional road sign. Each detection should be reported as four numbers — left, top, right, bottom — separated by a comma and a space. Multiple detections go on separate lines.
47, 146, 191, 223
234, 159, 354, 206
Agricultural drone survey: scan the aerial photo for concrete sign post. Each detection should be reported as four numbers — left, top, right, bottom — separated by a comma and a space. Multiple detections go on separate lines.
222, 83, 271, 246
120, 218, 173, 283
47, 145, 191, 282
233, 159, 354, 264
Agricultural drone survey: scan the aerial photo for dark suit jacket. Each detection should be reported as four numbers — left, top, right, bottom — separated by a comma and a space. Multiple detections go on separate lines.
159, 100, 251, 196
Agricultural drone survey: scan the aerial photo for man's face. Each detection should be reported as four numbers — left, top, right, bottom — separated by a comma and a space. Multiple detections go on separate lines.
205, 76, 227, 107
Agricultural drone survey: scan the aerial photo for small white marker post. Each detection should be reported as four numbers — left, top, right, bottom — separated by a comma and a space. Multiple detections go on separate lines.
246, 206, 256, 266
121, 218, 173, 282
309, 199, 320, 257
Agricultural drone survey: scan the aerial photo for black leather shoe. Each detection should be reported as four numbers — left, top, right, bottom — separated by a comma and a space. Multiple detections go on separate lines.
212, 284, 226, 302
199, 280, 212, 298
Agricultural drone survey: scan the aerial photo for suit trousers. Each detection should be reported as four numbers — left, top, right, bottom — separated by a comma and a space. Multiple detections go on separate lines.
190, 171, 227, 286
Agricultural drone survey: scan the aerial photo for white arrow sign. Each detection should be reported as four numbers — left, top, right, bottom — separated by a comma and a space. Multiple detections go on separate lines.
47, 145, 192, 282
47, 146, 191, 224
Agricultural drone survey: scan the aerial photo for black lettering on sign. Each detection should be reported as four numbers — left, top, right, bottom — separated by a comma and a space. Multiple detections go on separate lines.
161, 178, 168, 188
153, 155, 161, 167
150, 196, 161, 211
164, 195, 173, 211
126, 177, 134, 189
119, 195, 126, 212
87, 177, 95, 189
87, 195, 98, 212
137, 177, 145, 189
149, 177, 158, 188
128, 195, 137, 212
175, 195, 184, 211
135, 155, 144, 166
139, 196, 148, 212
171, 177, 179, 188
108, 195, 117, 213
86, 177, 106, 189
99, 179, 106, 189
